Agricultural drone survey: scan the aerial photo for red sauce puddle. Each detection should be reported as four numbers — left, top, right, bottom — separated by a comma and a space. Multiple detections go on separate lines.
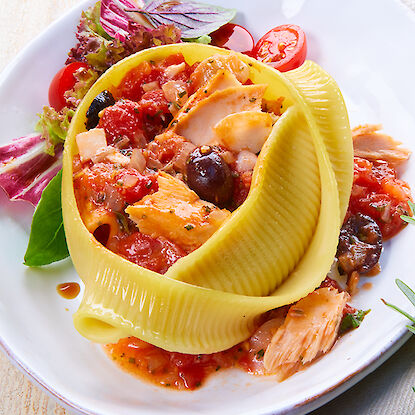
105, 337, 257, 390
56, 282, 80, 299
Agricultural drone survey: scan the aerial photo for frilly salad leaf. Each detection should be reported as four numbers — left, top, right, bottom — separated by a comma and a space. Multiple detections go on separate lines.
132, 0, 236, 39
0, 134, 62, 205
36, 107, 74, 156
68, 1, 181, 73
24, 170, 69, 266
64, 66, 99, 108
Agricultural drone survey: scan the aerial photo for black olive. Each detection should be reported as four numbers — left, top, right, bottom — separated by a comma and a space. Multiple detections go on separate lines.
186, 146, 233, 208
85, 90, 115, 130
336, 213, 382, 274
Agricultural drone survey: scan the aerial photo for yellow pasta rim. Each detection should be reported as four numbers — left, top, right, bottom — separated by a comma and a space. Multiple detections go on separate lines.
62, 43, 351, 353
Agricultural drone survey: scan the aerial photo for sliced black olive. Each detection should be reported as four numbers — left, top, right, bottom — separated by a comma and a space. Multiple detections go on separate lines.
336, 213, 382, 274
85, 90, 115, 130
186, 146, 233, 208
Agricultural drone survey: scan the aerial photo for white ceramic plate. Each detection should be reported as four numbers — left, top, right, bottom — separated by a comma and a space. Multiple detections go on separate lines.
1, 1, 415, 414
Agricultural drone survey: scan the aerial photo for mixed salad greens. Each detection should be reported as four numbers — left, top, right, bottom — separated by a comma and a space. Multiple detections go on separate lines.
1, 0, 240, 266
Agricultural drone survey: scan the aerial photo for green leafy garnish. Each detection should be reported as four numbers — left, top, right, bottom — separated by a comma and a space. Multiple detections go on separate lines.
340, 309, 370, 334
184, 34, 212, 44
36, 107, 74, 156
256, 349, 265, 360
383, 279, 415, 334
24, 170, 69, 266
400, 200, 415, 225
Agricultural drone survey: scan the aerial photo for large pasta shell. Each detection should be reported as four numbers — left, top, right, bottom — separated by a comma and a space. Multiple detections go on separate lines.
62, 44, 351, 353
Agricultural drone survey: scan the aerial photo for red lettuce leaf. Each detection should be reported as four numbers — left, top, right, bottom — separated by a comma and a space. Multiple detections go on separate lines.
0, 134, 62, 206
100, 0, 145, 41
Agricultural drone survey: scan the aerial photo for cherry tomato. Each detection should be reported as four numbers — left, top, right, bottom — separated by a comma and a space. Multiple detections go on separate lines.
48, 62, 89, 111
210, 23, 255, 55
253, 24, 307, 72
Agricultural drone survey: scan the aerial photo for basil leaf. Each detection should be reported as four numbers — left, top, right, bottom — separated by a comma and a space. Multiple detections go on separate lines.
24, 170, 69, 266
339, 309, 370, 334
135, 0, 236, 39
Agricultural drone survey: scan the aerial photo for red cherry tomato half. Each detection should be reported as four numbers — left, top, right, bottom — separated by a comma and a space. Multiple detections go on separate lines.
253, 24, 307, 72
48, 62, 90, 111
210, 23, 255, 55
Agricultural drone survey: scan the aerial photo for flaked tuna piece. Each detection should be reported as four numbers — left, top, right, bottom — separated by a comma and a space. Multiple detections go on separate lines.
172, 84, 266, 146
352, 124, 411, 167
126, 172, 231, 252
190, 53, 250, 90
170, 70, 242, 128
264, 287, 349, 380
213, 110, 274, 153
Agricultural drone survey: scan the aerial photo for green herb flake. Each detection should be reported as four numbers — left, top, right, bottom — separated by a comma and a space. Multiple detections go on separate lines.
340, 309, 370, 334
256, 349, 265, 360
184, 224, 194, 231
115, 212, 130, 233
24, 170, 70, 266
128, 357, 136, 364
401, 201, 415, 225
178, 90, 187, 98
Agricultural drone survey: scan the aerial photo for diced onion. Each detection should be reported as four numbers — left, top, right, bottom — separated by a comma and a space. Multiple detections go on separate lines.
235, 150, 258, 173
91, 146, 116, 164
172, 141, 196, 172
122, 173, 139, 187
164, 62, 185, 78
143, 81, 160, 92
76, 128, 107, 162
129, 149, 146, 172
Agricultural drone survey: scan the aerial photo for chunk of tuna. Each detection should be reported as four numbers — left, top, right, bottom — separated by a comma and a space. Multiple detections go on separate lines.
172, 84, 267, 146
126, 172, 231, 252
214, 111, 274, 153
352, 124, 411, 167
264, 288, 349, 380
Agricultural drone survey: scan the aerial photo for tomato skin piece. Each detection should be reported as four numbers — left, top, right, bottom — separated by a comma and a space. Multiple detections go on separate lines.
253, 24, 307, 72
48, 62, 90, 111
210, 23, 255, 55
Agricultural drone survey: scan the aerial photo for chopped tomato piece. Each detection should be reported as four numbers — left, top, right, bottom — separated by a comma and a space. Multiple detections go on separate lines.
98, 99, 143, 146
111, 233, 185, 274
348, 157, 411, 239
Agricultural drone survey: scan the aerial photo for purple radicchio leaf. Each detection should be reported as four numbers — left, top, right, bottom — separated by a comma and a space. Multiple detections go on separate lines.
133, 0, 236, 39
0, 134, 62, 206
100, 0, 149, 41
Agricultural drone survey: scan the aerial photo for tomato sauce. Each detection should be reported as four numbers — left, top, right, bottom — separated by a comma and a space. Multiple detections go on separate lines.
347, 157, 411, 239
109, 232, 185, 275
105, 337, 249, 390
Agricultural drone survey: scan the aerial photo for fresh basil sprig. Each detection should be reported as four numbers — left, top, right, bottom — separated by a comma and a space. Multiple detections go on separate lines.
24, 170, 69, 266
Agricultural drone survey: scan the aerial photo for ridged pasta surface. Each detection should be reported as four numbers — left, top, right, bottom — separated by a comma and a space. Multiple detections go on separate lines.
62, 43, 351, 353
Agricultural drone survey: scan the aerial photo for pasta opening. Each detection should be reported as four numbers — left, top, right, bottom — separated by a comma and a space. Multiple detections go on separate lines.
75, 316, 124, 344
93, 224, 110, 247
